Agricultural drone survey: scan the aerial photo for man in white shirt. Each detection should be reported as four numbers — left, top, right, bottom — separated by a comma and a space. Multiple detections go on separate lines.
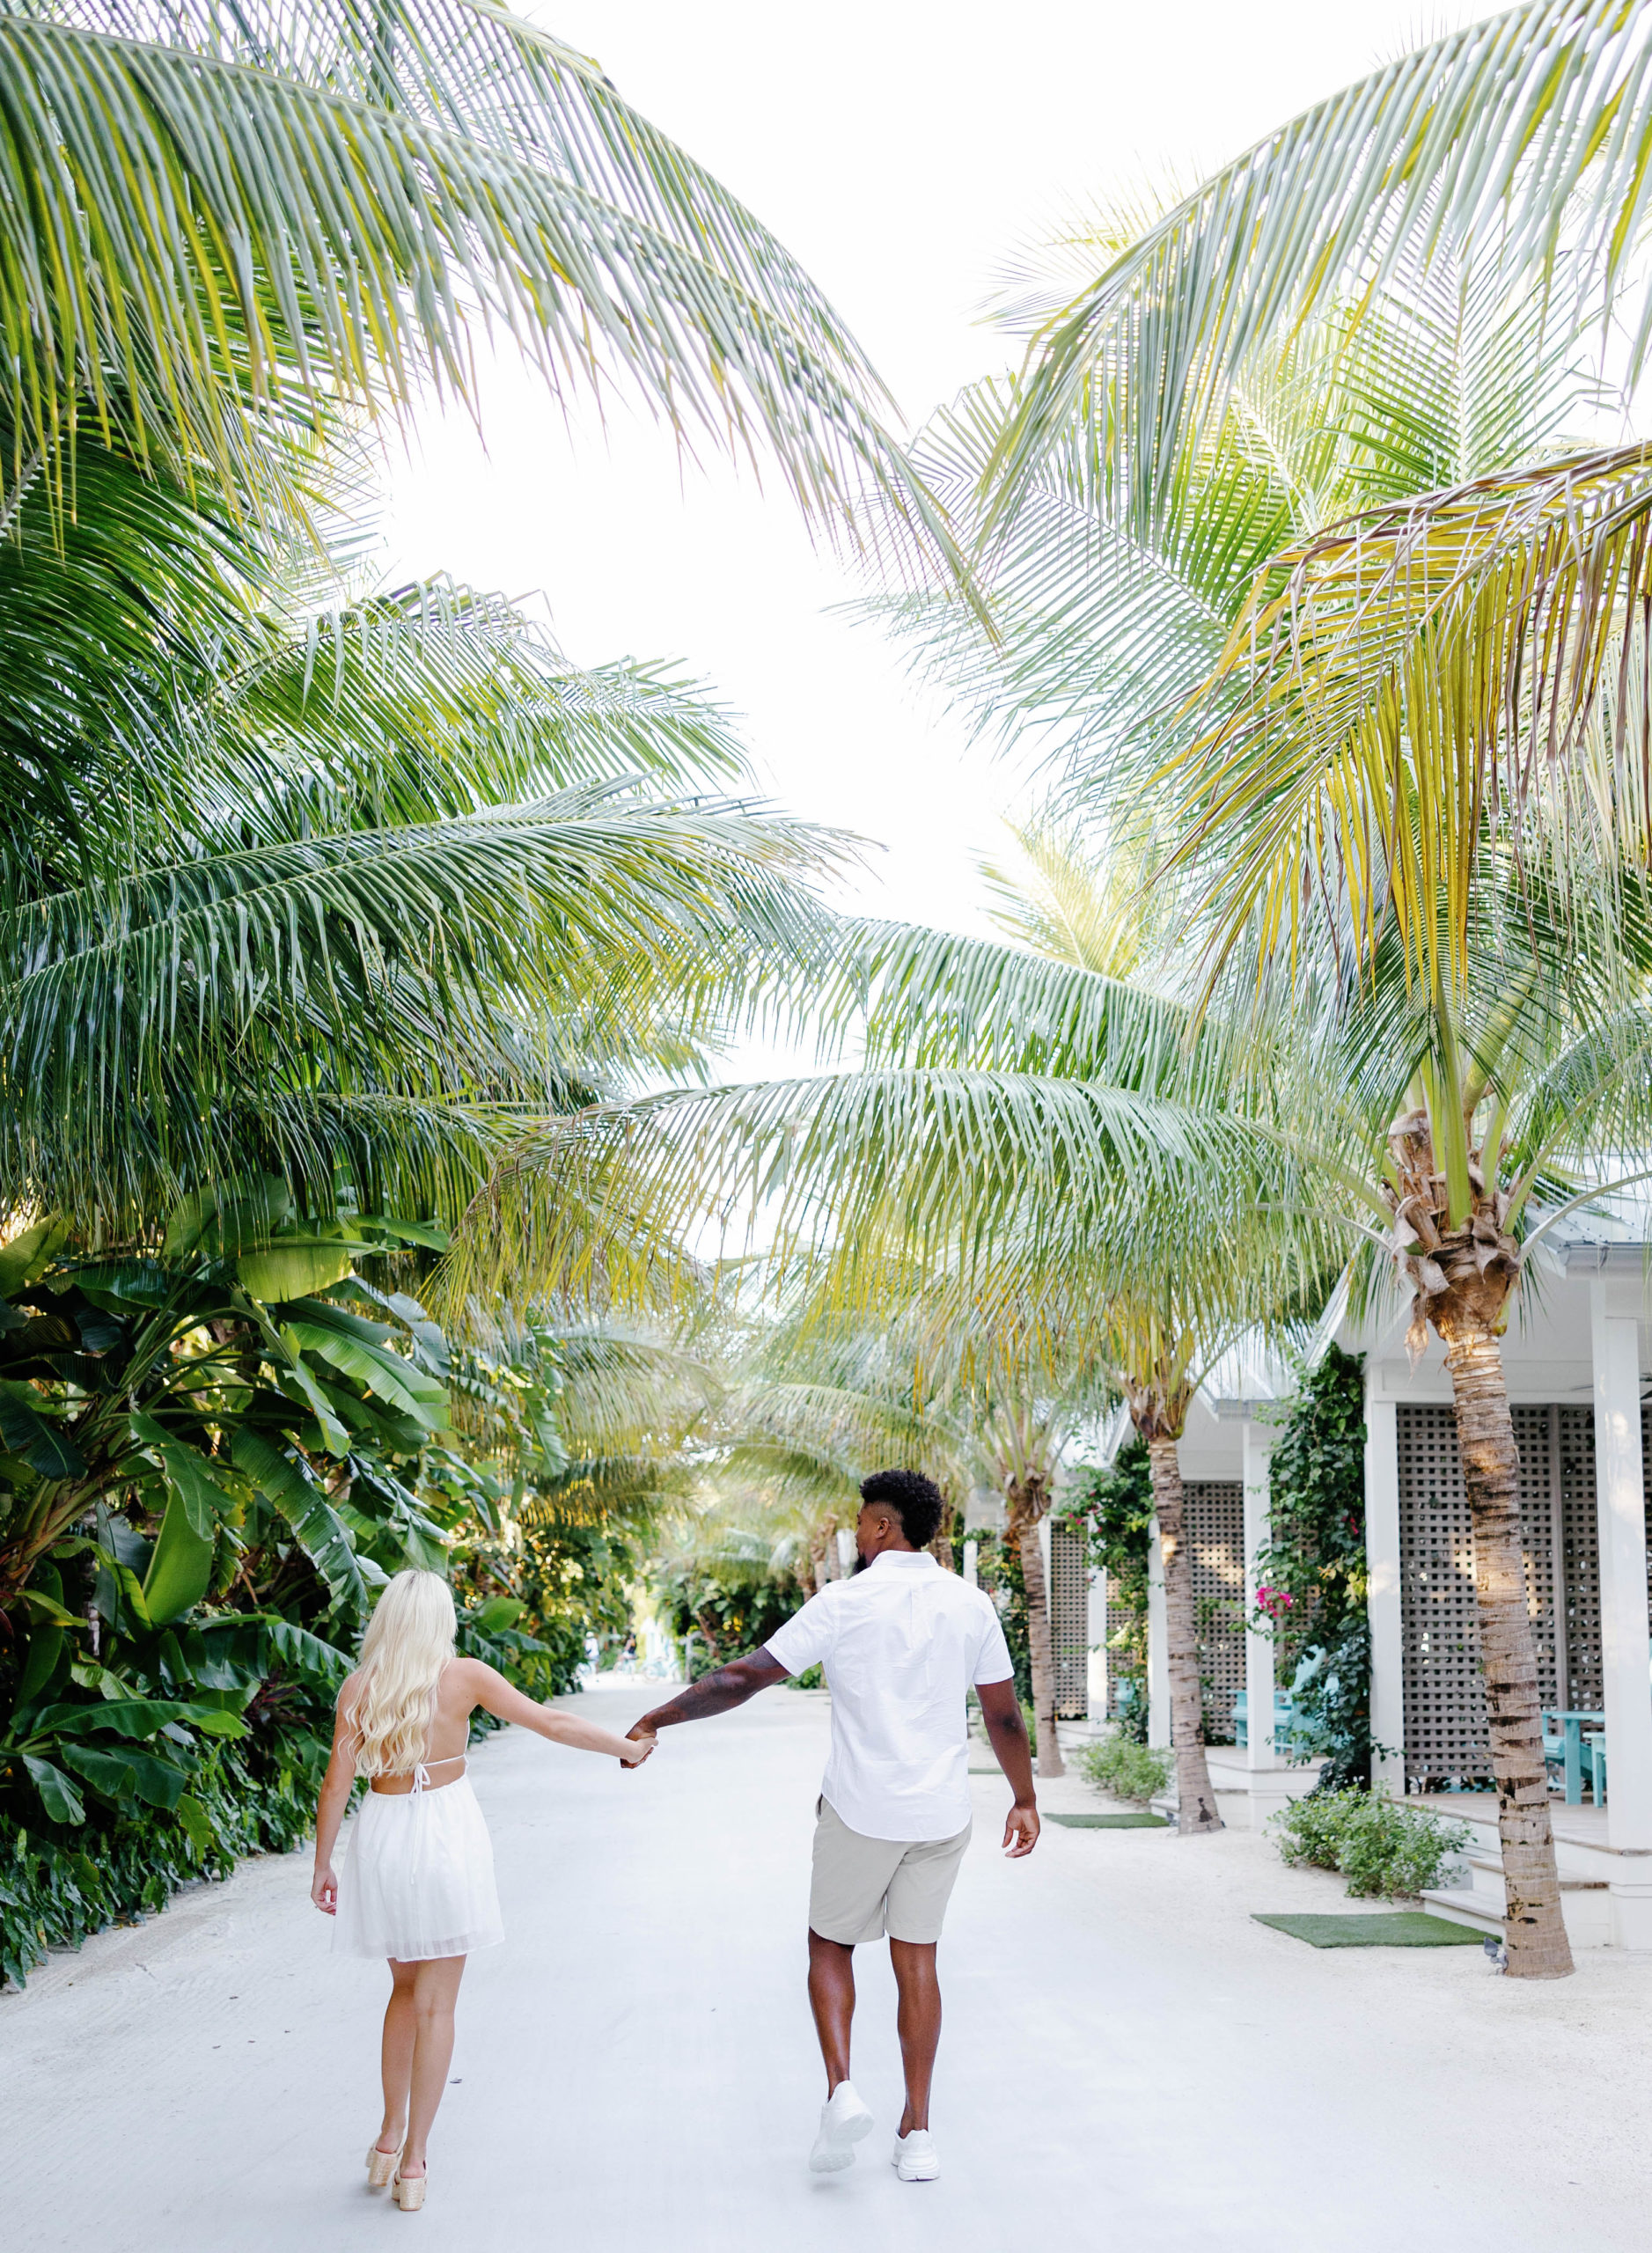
628, 1468, 1039, 2183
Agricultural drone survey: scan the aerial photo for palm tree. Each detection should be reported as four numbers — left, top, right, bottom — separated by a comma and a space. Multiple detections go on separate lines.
1147, 459, 1652, 1975
875, 187, 1652, 1971
874, 232, 1598, 811
3, 0, 958, 569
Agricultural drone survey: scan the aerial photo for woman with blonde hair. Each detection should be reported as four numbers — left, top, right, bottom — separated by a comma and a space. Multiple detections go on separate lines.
312, 1569, 655, 2208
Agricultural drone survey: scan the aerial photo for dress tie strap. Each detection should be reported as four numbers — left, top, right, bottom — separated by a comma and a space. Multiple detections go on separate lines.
408, 1752, 466, 1796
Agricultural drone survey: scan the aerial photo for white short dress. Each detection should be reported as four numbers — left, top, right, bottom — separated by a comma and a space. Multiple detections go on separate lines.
333, 1755, 504, 1962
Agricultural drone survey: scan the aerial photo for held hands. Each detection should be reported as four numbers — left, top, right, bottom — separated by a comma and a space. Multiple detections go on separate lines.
619, 1728, 657, 1768
312, 1864, 338, 1914
1002, 1802, 1039, 1859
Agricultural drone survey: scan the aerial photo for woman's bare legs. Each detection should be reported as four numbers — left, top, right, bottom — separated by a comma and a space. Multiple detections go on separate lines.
377, 1961, 417, 2153
377, 1955, 466, 2174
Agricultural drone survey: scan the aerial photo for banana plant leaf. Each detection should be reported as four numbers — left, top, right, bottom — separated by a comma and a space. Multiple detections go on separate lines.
15, 1566, 67, 1705
230, 1429, 366, 1614
142, 1486, 216, 1625
0, 1378, 84, 1477
131, 1414, 241, 1539
472, 1596, 525, 1633
0, 1217, 70, 1296
281, 1311, 448, 1427
235, 1234, 355, 1302
21, 1753, 84, 1824
59, 1739, 193, 1813
56, 1741, 139, 1801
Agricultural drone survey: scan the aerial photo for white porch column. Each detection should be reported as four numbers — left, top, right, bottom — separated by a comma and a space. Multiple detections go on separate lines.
1242, 1419, 1276, 1768
1365, 1391, 1406, 1799
1087, 1564, 1108, 1723
1147, 1516, 1170, 1746
1590, 1273, 1652, 1948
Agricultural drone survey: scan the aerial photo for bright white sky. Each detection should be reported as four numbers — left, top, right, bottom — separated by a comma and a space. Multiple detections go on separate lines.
382, 0, 1478, 943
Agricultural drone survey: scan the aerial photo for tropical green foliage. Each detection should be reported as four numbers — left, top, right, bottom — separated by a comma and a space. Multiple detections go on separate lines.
0, 0, 995, 1994
649, 1506, 811, 1675
988, 0, 1652, 527
0, 1734, 323, 1992
0, 1187, 662, 1984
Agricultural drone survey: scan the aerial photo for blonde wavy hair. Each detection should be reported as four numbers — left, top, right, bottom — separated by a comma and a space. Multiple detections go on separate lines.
348, 1570, 457, 1778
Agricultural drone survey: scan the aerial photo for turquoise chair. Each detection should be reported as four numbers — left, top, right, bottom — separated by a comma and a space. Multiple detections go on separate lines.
1232, 1688, 1295, 1750
1582, 1730, 1607, 1807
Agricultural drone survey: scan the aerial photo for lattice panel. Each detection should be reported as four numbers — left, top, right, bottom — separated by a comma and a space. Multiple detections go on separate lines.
1560, 1405, 1603, 1713
1184, 1479, 1245, 1742
1510, 1405, 1560, 1718
1397, 1405, 1480, 1783
1399, 1405, 1582, 1787
1048, 1524, 1090, 1719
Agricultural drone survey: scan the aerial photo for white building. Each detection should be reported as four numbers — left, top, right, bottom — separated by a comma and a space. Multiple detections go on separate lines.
1064, 1229, 1652, 1950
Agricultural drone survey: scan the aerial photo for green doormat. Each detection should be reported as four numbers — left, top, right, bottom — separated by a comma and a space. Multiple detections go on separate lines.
1252, 1912, 1485, 1948
1046, 1811, 1166, 1830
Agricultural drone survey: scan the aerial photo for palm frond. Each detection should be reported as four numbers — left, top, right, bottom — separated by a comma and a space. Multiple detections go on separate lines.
988, 0, 1652, 524
437, 1063, 1259, 1321
5, 785, 841, 1226
1169, 442, 1652, 988
1, 0, 965, 576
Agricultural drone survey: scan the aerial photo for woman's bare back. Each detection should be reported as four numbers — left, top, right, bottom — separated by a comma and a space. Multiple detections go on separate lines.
342, 1655, 490, 1794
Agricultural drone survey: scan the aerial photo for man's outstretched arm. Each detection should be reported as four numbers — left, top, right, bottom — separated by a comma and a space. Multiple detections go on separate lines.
626, 1648, 789, 1742
977, 1677, 1040, 1856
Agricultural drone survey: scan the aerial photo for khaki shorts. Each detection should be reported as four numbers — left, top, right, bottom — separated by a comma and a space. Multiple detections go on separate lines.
808, 1797, 972, 1945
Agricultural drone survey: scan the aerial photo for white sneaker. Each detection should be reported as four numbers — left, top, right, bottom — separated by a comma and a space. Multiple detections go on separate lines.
808, 2081, 875, 2173
893, 2129, 940, 2182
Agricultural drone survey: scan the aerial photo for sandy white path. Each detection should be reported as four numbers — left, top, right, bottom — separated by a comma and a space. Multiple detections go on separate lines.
5, 1683, 1652, 2251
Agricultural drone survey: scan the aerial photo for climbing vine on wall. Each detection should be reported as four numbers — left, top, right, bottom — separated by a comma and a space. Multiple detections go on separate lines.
1061, 1440, 1153, 1743
1252, 1345, 1371, 1790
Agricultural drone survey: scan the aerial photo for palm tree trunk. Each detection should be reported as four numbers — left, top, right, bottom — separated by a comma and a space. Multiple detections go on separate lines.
1435, 1302, 1574, 1979
1148, 1436, 1222, 1833
1008, 1483, 1064, 1777
930, 1490, 958, 1572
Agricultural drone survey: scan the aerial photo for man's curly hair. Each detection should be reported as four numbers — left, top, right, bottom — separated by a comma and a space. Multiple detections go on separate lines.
859, 1468, 944, 1549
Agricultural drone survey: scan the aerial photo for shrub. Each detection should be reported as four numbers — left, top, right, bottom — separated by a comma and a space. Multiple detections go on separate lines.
1077, 1732, 1172, 1804
1269, 1787, 1472, 1900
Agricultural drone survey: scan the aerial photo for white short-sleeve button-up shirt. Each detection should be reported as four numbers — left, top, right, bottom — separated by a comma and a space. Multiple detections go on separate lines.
763, 1550, 1016, 1842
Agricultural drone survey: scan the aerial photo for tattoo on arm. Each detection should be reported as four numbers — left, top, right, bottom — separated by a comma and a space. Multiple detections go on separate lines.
641, 1652, 786, 1731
